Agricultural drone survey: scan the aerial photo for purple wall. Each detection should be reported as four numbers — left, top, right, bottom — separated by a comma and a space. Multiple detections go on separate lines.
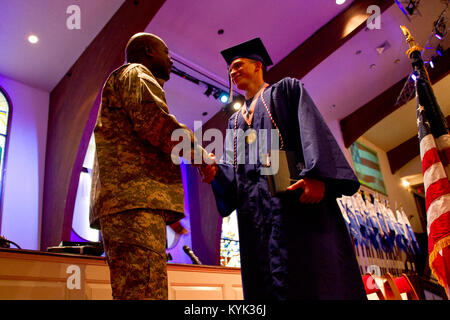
0, 74, 49, 250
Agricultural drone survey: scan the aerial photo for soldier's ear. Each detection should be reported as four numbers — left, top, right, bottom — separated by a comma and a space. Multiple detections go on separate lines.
144, 46, 154, 58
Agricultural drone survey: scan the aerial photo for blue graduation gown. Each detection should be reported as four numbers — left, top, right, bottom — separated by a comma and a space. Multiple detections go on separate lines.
211, 78, 367, 300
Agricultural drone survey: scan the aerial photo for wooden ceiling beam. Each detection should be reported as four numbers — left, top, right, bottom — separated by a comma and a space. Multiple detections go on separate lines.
387, 116, 450, 174
41, 0, 166, 250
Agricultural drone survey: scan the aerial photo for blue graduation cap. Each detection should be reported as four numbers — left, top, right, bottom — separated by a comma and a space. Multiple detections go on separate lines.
220, 37, 273, 67
220, 38, 273, 103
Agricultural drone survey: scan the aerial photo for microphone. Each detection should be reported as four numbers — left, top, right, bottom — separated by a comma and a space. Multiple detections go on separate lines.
183, 245, 202, 265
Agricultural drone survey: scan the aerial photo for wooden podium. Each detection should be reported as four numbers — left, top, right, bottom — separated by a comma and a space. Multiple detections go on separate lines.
0, 248, 243, 300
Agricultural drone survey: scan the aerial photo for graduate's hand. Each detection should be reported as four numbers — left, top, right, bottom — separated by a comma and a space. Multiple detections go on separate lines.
198, 153, 218, 183
287, 177, 325, 204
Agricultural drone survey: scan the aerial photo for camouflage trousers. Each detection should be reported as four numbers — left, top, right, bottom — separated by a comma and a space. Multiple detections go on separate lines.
100, 209, 168, 300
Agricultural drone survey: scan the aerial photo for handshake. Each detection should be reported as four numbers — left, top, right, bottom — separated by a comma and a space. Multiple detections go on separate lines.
194, 152, 325, 204
197, 153, 218, 184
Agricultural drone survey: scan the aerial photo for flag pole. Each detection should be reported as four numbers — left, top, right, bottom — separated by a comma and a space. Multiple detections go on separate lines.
401, 25, 450, 297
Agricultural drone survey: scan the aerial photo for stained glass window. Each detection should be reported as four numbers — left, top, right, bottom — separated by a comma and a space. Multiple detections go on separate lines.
0, 89, 10, 205
220, 210, 241, 267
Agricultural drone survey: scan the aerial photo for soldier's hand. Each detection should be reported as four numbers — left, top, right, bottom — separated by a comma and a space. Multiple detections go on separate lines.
169, 221, 189, 235
198, 153, 218, 183
287, 177, 325, 204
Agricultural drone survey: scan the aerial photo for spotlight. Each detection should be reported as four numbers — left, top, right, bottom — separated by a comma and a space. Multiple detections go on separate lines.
429, 57, 436, 69
433, 16, 446, 41
219, 92, 229, 104
28, 34, 39, 44
411, 72, 418, 81
204, 86, 213, 97
220, 95, 245, 112
402, 179, 410, 188
436, 44, 443, 56
232, 102, 242, 111
405, 0, 419, 15
336, 0, 346, 5
212, 90, 229, 104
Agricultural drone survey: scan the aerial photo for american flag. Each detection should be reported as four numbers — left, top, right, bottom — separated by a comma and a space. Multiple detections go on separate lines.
414, 49, 450, 296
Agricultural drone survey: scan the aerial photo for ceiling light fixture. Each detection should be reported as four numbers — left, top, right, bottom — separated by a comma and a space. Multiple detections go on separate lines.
433, 16, 447, 40
405, 0, 420, 15
436, 44, 443, 56
336, 0, 346, 5
402, 179, 410, 188
233, 102, 242, 111
28, 35, 39, 44
219, 92, 229, 104
170, 58, 232, 107
204, 86, 213, 97
394, 0, 421, 21
430, 56, 436, 69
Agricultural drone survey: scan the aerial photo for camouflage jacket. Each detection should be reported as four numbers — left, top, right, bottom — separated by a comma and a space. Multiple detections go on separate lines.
90, 63, 203, 229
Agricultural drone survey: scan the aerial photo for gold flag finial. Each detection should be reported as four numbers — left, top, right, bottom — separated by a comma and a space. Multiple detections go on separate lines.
400, 25, 423, 57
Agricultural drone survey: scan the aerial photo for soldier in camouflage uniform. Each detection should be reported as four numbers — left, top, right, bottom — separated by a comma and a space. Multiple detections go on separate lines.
90, 33, 210, 300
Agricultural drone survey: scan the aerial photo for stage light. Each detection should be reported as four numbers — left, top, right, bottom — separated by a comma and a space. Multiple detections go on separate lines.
429, 57, 435, 69
435, 32, 443, 40
204, 86, 213, 97
436, 44, 443, 56
402, 179, 410, 189
405, 0, 418, 15
411, 72, 417, 81
219, 92, 229, 104
433, 16, 446, 41
336, 0, 346, 5
233, 102, 242, 111
28, 35, 39, 44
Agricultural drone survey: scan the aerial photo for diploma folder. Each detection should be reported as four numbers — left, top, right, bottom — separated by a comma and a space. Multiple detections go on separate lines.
47, 241, 104, 256
267, 150, 304, 198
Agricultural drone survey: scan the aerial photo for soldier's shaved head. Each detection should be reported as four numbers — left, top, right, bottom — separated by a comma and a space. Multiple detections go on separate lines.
125, 32, 173, 81
125, 33, 166, 63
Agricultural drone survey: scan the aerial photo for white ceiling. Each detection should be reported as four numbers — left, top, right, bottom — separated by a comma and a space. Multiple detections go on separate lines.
0, 0, 125, 92
0, 0, 448, 178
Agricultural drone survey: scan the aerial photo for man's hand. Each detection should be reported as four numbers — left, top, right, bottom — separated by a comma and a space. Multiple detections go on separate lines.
198, 153, 218, 183
287, 177, 325, 204
169, 221, 189, 235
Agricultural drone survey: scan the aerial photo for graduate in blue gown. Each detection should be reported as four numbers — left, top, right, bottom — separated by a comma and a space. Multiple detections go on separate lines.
202, 38, 366, 300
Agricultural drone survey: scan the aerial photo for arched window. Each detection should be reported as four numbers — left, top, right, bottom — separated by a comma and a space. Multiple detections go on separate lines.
0, 88, 11, 209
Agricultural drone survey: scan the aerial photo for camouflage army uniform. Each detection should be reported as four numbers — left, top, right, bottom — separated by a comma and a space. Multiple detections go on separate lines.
90, 63, 205, 300
100, 209, 168, 300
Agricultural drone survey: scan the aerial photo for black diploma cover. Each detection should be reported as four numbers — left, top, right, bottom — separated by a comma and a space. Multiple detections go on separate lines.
266, 150, 305, 199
